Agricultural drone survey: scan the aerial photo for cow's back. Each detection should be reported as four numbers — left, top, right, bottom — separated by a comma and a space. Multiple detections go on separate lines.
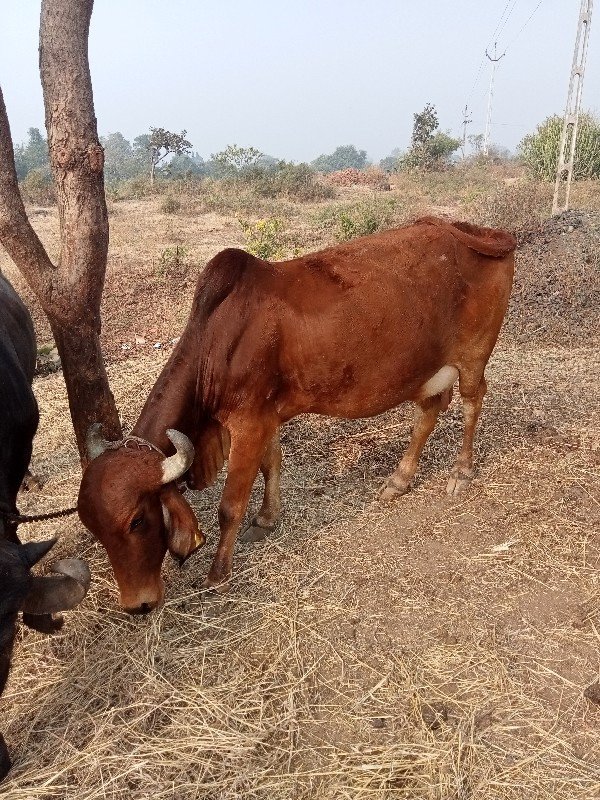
190, 219, 514, 421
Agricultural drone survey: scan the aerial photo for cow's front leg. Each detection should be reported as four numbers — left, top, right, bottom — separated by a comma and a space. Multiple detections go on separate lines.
241, 428, 282, 543
203, 422, 274, 591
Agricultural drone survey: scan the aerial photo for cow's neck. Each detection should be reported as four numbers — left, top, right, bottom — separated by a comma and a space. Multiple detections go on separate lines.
132, 341, 199, 452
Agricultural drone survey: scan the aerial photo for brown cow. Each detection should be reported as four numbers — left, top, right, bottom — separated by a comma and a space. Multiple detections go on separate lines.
78, 217, 516, 613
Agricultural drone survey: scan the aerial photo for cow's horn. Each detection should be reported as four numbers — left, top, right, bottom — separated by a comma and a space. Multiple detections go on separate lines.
20, 557, 91, 615
86, 422, 111, 460
161, 429, 195, 484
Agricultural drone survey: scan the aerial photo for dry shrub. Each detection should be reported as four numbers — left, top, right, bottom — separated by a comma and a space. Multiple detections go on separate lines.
467, 181, 553, 242
160, 196, 181, 215
327, 167, 390, 190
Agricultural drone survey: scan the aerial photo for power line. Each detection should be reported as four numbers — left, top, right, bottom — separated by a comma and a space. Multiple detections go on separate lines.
504, 0, 545, 51
495, 0, 521, 44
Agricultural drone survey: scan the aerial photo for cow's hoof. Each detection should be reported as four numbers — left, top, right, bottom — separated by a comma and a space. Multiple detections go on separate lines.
379, 478, 409, 502
446, 470, 473, 496
0, 734, 11, 783
22, 611, 64, 634
241, 521, 275, 543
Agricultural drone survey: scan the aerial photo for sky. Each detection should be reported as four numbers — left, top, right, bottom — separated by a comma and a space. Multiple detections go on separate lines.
1, 1, 598, 164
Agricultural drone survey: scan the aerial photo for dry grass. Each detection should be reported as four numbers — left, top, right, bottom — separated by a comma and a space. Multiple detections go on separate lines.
1, 172, 600, 798
1, 339, 599, 798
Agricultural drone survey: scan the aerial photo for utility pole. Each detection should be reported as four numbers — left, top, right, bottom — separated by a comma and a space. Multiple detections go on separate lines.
461, 104, 472, 159
483, 43, 505, 156
552, 0, 594, 215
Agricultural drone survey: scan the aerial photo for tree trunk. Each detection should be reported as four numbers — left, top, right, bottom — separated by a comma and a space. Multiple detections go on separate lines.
0, 0, 121, 464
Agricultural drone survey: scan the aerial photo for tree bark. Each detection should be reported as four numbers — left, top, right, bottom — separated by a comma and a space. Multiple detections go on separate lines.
0, 0, 121, 464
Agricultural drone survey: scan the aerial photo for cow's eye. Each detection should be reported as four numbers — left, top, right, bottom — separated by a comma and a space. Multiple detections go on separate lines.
130, 515, 144, 531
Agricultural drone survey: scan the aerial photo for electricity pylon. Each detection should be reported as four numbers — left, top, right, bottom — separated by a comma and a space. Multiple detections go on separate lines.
483, 43, 505, 156
552, 0, 594, 215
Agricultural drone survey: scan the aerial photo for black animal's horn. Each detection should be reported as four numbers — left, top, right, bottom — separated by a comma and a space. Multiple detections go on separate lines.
21, 538, 57, 567
86, 422, 111, 460
161, 429, 195, 484
20, 558, 91, 615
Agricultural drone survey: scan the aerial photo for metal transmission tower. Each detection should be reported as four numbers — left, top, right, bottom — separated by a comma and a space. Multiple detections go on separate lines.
483, 43, 505, 156
552, 0, 594, 215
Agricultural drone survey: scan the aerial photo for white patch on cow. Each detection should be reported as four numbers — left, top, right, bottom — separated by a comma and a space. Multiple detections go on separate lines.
439, 254, 448, 261
419, 365, 458, 398
161, 503, 171, 533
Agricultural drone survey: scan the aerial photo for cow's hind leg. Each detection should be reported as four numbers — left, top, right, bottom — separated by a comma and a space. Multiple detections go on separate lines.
380, 392, 448, 501
203, 421, 274, 591
446, 374, 487, 496
241, 429, 282, 543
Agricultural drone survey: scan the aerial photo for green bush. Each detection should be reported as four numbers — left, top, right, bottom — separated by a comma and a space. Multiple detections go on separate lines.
241, 162, 336, 202
239, 218, 286, 260
520, 113, 600, 181
315, 198, 398, 242
20, 167, 55, 206
109, 175, 154, 201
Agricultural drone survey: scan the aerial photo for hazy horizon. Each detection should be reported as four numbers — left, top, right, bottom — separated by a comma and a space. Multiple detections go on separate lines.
2, 1, 598, 165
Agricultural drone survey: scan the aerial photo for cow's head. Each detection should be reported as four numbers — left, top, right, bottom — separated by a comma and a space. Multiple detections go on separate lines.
77, 425, 204, 614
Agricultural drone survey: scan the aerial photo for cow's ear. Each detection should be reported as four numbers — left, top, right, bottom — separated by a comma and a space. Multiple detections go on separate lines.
160, 484, 205, 565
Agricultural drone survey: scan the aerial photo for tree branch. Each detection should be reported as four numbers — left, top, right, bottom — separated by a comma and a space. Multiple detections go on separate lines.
0, 86, 56, 307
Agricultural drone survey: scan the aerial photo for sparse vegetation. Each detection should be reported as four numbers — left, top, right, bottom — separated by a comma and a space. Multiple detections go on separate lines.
157, 245, 189, 277
160, 195, 181, 215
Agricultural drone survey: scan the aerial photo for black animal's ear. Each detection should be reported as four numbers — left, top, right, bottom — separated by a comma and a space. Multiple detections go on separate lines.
20, 538, 57, 568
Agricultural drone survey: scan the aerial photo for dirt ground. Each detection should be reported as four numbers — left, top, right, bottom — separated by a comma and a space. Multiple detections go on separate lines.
1, 186, 600, 798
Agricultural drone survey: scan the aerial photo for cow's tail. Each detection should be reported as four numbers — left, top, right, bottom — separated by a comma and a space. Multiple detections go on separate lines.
416, 216, 517, 258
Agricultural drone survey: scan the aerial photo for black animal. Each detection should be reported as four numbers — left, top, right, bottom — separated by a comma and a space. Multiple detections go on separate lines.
0, 272, 90, 782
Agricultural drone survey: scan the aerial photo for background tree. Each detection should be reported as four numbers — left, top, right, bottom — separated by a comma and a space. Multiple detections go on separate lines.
400, 103, 460, 171
13, 127, 50, 180
520, 113, 600, 181
101, 131, 140, 183
468, 133, 484, 156
311, 144, 368, 173
0, 0, 120, 462
379, 147, 403, 173
165, 152, 207, 179
211, 144, 263, 177
145, 127, 192, 185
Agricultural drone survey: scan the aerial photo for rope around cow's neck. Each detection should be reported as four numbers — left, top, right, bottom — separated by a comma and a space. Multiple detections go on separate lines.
0, 504, 78, 525
0, 436, 168, 526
